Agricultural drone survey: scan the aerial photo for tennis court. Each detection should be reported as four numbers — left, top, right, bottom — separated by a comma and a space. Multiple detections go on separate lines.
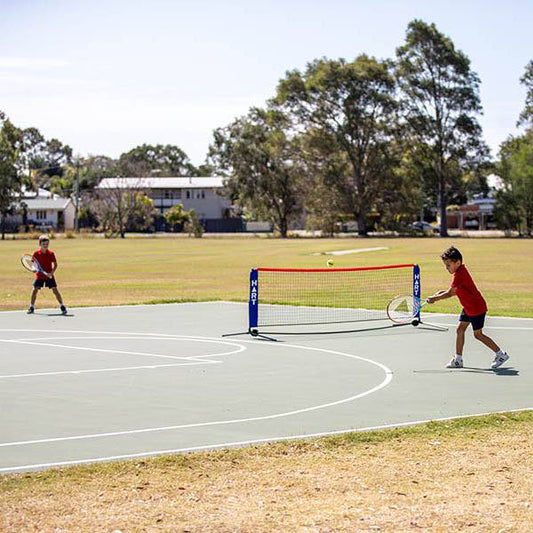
0, 301, 531, 474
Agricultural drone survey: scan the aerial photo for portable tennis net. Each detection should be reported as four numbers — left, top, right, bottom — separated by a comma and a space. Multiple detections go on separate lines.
248, 264, 421, 335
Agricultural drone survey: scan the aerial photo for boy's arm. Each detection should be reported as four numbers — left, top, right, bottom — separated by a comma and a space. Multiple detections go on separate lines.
427, 287, 456, 304
49, 255, 58, 278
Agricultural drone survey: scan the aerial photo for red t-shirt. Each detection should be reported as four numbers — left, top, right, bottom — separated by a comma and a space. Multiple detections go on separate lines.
32, 249, 57, 280
451, 264, 487, 316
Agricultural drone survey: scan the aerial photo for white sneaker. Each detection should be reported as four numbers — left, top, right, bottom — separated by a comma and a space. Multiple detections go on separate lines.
491, 352, 509, 369
446, 357, 463, 368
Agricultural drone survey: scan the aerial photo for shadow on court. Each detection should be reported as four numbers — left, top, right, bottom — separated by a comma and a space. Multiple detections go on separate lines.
413, 367, 520, 376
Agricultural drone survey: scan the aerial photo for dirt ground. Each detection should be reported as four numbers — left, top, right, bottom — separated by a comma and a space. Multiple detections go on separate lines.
1, 412, 532, 532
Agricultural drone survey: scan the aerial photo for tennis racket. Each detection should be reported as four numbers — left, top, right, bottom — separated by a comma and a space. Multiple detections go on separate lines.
386, 294, 429, 325
21, 254, 51, 277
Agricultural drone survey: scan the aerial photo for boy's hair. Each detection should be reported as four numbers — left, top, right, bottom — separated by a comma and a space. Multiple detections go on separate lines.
39, 234, 50, 243
441, 246, 462, 262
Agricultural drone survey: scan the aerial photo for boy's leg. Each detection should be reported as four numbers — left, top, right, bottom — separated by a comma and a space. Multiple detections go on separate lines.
28, 288, 39, 313
455, 321, 469, 356
52, 287, 64, 306
52, 287, 67, 314
472, 328, 500, 352
447, 321, 469, 368
471, 313, 509, 368
30, 288, 39, 306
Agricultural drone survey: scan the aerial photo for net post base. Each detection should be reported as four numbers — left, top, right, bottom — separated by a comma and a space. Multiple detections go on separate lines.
249, 328, 278, 342
415, 319, 448, 331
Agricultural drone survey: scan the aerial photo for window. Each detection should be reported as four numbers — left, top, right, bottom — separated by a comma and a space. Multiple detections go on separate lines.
201, 190, 205, 199
164, 190, 173, 200
36, 210, 47, 220
174, 190, 181, 199
186, 191, 191, 199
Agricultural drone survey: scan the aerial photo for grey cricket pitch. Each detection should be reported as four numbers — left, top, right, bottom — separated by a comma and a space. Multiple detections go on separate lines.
0, 302, 531, 474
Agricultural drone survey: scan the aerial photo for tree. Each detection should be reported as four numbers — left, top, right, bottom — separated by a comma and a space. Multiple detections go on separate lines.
274, 55, 399, 236
209, 107, 305, 238
28, 137, 73, 191
518, 60, 533, 129
164, 203, 189, 231
92, 178, 154, 237
184, 209, 204, 238
396, 20, 488, 237
117, 144, 197, 177
496, 132, 533, 236
0, 112, 22, 239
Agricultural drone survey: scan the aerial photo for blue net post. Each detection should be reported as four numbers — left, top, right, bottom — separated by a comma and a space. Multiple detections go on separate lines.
413, 264, 421, 321
249, 269, 259, 333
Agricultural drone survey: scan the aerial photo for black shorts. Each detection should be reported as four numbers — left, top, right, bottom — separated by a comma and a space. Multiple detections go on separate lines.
459, 309, 486, 331
33, 278, 57, 289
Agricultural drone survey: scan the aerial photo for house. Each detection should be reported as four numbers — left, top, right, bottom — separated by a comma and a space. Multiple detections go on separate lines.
9, 188, 76, 231
446, 198, 497, 230
96, 176, 241, 232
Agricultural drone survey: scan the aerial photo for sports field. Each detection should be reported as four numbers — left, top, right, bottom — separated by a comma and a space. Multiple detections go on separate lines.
1, 236, 532, 531
1, 237, 533, 316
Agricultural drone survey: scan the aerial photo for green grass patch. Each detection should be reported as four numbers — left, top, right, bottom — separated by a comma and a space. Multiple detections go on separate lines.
1, 237, 532, 317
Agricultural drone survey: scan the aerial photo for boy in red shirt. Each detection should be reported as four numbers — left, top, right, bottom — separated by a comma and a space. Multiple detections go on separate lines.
427, 246, 509, 369
28, 235, 67, 315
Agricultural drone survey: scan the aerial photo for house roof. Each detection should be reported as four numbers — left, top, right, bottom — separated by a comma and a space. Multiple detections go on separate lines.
23, 198, 72, 210
21, 186, 55, 199
97, 177, 226, 190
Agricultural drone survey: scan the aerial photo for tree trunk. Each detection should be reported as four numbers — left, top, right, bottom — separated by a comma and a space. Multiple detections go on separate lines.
357, 210, 367, 237
279, 217, 288, 238
439, 177, 448, 237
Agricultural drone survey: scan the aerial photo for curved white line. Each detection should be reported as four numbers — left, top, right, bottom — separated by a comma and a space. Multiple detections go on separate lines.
2, 406, 531, 473
0, 332, 393, 448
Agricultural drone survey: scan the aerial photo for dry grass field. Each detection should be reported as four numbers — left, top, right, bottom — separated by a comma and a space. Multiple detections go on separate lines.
1, 412, 532, 531
0, 236, 532, 317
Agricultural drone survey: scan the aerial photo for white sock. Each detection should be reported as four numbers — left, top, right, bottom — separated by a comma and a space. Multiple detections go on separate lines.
455, 354, 463, 360
496, 349, 505, 356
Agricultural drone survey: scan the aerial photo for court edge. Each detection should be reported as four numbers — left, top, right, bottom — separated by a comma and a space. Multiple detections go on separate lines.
1, 407, 532, 474
1, 300, 533, 322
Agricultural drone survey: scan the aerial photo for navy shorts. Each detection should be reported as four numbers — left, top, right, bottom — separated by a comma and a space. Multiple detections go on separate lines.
459, 309, 486, 331
33, 278, 57, 289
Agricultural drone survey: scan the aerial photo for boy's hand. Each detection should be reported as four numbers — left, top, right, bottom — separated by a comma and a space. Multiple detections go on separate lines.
46, 273, 53, 279
427, 296, 436, 304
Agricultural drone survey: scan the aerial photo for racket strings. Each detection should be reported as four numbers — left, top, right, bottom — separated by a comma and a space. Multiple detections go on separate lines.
387, 295, 416, 323
21, 255, 38, 272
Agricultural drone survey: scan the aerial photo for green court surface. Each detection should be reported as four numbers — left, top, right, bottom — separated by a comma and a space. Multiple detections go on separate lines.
0, 302, 531, 473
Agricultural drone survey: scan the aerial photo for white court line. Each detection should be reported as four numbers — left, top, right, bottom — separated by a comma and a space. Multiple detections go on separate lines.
0, 336, 246, 362
1, 406, 531, 473
0, 339, 203, 361
0, 334, 393, 448
1, 300, 532, 323
0, 335, 245, 379
0, 361, 221, 379
6, 336, 247, 360
0, 301, 228, 314
438, 323, 533, 331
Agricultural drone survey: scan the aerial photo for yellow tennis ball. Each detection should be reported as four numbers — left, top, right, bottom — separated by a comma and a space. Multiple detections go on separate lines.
326, 259, 334, 267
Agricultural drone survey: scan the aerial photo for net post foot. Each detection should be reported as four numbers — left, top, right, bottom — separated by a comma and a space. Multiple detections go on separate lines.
417, 320, 448, 331
249, 328, 278, 341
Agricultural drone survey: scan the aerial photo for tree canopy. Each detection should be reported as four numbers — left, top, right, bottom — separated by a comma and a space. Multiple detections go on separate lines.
395, 20, 488, 237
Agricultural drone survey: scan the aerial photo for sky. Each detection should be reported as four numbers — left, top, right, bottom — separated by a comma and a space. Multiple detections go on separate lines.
1, 0, 532, 166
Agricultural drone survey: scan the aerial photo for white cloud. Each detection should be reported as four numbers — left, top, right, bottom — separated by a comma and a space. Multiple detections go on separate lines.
0, 57, 68, 70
